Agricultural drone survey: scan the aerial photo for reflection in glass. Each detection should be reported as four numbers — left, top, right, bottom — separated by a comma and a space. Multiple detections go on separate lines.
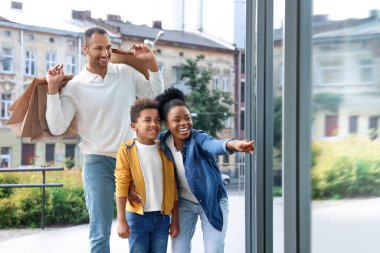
312, 3, 380, 253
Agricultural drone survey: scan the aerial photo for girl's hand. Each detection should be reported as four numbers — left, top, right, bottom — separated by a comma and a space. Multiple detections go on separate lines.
228, 140, 255, 154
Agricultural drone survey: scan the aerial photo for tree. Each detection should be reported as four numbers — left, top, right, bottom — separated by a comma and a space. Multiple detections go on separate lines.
179, 55, 234, 137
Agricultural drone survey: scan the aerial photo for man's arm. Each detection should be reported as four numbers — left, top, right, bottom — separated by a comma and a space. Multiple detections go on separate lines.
132, 44, 164, 98
45, 64, 76, 135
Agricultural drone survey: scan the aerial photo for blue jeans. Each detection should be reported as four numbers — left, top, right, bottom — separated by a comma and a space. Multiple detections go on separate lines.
127, 211, 170, 253
171, 197, 229, 253
82, 154, 116, 253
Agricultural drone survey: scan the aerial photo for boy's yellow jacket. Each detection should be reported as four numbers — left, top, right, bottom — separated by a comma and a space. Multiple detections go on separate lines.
115, 138, 178, 215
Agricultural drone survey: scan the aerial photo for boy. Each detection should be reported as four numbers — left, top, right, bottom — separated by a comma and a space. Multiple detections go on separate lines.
115, 98, 179, 253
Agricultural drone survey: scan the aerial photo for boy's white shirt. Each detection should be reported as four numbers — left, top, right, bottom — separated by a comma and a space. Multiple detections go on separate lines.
135, 140, 163, 211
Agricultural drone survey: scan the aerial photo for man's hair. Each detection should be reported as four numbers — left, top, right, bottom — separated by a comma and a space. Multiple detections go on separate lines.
130, 98, 159, 123
83, 27, 109, 45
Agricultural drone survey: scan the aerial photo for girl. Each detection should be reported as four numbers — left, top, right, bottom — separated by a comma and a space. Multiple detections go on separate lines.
155, 88, 254, 253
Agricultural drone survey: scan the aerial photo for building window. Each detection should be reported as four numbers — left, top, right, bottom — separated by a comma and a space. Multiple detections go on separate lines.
179, 52, 184, 57
25, 51, 36, 76
21, 143, 35, 165
223, 154, 229, 164
213, 77, 220, 90
325, 115, 338, 137
28, 34, 34, 40
320, 59, 343, 84
172, 66, 181, 84
1, 147, 11, 168
240, 111, 245, 130
65, 144, 76, 159
349, 116, 358, 134
359, 59, 373, 84
1, 93, 12, 119
241, 81, 245, 103
369, 116, 379, 140
45, 144, 55, 163
49, 37, 55, 43
4, 31, 11, 37
156, 49, 162, 54
45, 52, 56, 71
223, 77, 229, 91
224, 116, 231, 128
65, 56, 77, 75
1, 48, 13, 73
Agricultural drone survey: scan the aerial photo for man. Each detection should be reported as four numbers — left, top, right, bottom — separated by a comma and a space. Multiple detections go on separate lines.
46, 27, 164, 253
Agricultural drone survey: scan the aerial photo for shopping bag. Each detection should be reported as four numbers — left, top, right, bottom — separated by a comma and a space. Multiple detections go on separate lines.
6, 48, 149, 141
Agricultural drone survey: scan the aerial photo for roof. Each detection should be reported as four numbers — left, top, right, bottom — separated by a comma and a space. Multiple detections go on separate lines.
104, 20, 235, 52
314, 18, 380, 43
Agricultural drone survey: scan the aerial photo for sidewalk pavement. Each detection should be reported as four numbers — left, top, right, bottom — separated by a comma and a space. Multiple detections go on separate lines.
2, 196, 380, 253
0, 195, 246, 253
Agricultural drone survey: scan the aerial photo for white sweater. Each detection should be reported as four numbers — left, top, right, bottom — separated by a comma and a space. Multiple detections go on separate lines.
46, 63, 164, 158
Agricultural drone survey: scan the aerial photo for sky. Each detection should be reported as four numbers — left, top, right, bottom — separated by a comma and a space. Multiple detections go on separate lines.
1, 0, 380, 42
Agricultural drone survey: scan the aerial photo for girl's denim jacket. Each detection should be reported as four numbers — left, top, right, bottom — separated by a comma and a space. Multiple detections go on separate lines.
158, 129, 233, 231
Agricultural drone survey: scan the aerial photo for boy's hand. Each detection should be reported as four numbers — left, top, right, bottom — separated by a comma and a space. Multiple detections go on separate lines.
228, 140, 255, 154
117, 220, 130, 239
169, 219, 179, 238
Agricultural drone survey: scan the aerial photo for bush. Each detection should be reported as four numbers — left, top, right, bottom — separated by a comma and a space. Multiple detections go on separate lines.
0, 168, 89, 228
0, 175, 18, 199
312, 137, 380, 199
46, 188, 88, 225
0, 198, 19, 228
64, 157, 75, 169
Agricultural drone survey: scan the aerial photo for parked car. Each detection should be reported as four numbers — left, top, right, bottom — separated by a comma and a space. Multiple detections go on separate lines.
221, 173, 230, 186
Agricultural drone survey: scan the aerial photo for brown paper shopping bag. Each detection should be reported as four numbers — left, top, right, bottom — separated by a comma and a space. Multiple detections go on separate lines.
6, 48, 149, 141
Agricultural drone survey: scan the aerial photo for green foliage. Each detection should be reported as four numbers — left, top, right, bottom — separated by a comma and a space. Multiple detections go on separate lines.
312, 137, 380, 199
46, 188, 88, 224
179, 55, 234, 136
273, 186, 282, 197
64, 157, 75, 169
0, 175, 18, 199
313, 93, 343, 113
0, 169, 89, 228
0, 198, 19, 228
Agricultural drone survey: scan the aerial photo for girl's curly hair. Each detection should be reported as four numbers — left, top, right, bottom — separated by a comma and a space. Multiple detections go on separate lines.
155, 88, 189, 120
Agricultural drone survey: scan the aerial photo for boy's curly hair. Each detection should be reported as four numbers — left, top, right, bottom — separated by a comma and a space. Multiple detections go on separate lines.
130, 98, 159, 123
155, 88, 189, 120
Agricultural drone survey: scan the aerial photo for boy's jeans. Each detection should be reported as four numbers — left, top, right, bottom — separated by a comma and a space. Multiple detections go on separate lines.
83, 154, 116, 253
171, 197, 229, 253
127, 211, 170, 253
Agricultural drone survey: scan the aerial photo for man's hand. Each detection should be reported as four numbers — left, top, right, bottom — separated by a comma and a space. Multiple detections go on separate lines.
130, 44, 159, 72
227, 140, 255, 154
46, 64, 64, 95
128, 182, 142, 208
117, 220, 130, 239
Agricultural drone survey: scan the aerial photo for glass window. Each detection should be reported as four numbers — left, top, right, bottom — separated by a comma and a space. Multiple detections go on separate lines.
223, 77, 229, 91
65, 56, 77, 75
0, 147, 11, 168
171, 66, 181, 84
213, 76, 220, 90
2, 48, 13, 73
1, 93, 12, 119
25, 51, 36, 76
349, 115, 358, 134
319, 59, 343, 84
324, 115, 338, 137
359, 59, 373, 83
65, 144, 76, 159
46, 52, 56, 71
312, 3, 380, 253
45, 144, 55, 163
